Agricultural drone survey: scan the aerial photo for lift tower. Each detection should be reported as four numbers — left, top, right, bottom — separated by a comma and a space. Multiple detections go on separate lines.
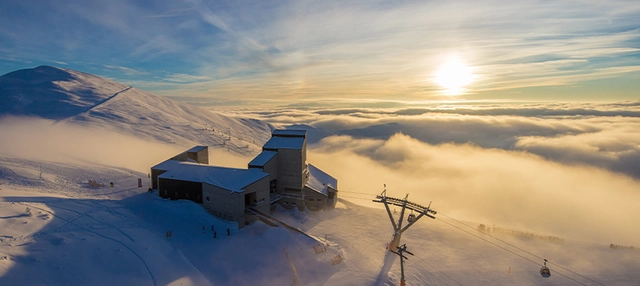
390, 244, 414, 286
373, 187, 437, 252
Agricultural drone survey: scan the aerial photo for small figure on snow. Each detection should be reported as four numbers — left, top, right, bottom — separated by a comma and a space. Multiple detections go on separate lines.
227, 228, 230, 236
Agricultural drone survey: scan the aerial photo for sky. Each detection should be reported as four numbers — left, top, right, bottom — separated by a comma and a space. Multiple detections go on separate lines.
1, 0, 639, 105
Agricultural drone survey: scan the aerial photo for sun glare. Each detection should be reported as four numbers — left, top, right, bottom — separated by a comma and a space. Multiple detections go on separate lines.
434, 56, 474, 96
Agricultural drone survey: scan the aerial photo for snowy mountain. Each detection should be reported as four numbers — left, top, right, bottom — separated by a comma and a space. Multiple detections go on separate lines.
1, 66, 639, 285
0, 66, 273, 152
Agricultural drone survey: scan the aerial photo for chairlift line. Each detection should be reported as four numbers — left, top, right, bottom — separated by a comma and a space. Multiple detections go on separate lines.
436, 212, 605, 286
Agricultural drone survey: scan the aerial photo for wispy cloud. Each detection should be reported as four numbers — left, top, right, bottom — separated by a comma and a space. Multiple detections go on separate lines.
1, 0, 639, 102
104, 65, 147, 76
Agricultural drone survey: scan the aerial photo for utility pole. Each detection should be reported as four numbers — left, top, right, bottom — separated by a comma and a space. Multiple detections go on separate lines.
390, 244, 414, 286
372, 186, 437, 252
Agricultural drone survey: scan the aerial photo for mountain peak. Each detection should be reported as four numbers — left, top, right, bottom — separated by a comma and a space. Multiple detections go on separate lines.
0, 66, 130, 119
1, 65, 75, 83
0, 65, 273, 149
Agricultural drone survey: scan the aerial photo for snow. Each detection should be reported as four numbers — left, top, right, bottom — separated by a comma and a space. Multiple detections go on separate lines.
151, 159, 183, 172
0, 66, 274, 156
158, 163, 269, 193
187, 146, 207, 153
248, 151, 277, 167
2, 154, 638, 285
305, 164, 336, 196
1, 66, 639, 285
263, 137, 305, 150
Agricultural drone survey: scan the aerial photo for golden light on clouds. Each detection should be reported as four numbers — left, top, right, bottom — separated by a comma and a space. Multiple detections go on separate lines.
434, 56, 474, 96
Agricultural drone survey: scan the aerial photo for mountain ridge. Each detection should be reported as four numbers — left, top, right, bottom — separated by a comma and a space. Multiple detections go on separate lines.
0, 65, 273, 153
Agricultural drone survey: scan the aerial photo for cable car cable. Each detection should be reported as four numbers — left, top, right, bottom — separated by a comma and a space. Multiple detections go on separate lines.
436, 217, 591, 286
412, 254, 463, 286
438, 212, 606, 286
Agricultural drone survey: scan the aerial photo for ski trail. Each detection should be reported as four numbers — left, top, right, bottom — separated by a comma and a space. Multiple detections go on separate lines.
54, 86, 132, 123
19, 201, 157, 286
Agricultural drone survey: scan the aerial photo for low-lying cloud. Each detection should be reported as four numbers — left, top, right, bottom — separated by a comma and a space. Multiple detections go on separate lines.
239, 102, 640, 179
229, 102, 640, 245
0, 116, 184, 173
308, 133, 640, 246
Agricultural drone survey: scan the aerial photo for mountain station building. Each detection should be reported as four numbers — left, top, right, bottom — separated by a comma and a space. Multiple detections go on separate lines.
150, 129, 338, 228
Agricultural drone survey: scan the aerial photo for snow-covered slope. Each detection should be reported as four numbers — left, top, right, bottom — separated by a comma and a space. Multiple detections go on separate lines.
0, 66, 128, 120
2, 66, 639, 285
0, 66, 273, 153
1, 156, 638, 285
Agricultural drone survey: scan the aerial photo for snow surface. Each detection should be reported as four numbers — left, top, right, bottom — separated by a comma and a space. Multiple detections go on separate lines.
248, 151, 277, 167
158, 163, 269, 193
1, 155, 638, 285
0, 66, 274, 156
263, 136, 305, 150
305, 164, 336, 196
1, 66, 639, 285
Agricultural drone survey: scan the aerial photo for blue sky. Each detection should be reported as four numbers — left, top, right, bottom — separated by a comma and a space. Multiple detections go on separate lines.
1, 0, 639, 105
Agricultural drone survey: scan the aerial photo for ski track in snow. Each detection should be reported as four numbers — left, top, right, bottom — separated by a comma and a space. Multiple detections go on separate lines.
16, 201, 157, 286
1, 66, 640, 285
2, 158, 640, 285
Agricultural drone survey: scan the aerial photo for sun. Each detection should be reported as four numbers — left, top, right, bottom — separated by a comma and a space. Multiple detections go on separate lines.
433, 56, 474, 96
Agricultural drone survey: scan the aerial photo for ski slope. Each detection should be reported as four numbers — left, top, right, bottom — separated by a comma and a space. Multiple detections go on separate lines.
1, 65, 638, 285
1, 155, 638, 285
0, 66, 273, 155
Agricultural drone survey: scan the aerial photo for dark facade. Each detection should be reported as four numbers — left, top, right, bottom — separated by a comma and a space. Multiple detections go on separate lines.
158, 177, 203, 203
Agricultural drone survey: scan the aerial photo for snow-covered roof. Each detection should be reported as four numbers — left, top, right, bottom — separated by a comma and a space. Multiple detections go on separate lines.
187, 146, 207, 153
305, 164, 337, 196
248, 151, 277, 167
158, 163, 268, 192
272, 129, 306, 137
263, 136, 305, 150
151, 159, 183, 171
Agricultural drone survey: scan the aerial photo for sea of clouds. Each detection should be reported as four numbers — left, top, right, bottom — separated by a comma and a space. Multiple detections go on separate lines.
229, 101, 640, 246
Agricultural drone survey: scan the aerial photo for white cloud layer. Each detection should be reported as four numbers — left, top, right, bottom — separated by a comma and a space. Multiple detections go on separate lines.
0, 116, 182, 173
309, 133, 640, 246
222, 102, 640, 246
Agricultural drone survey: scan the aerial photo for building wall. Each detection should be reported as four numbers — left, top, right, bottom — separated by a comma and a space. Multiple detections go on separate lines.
261, 155, 278, 182
303, 187, 327, 211
203, 183, 244, 227
171, 147, 208, 164
276, 148, 305, 192
150, 169, 167, 190
327, 187, 338, 209
190, 148, 209, 164
202, 176, 269, 229
243, 176, 271, 214
158, 178, 203, 203
278, 197, 305, 212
